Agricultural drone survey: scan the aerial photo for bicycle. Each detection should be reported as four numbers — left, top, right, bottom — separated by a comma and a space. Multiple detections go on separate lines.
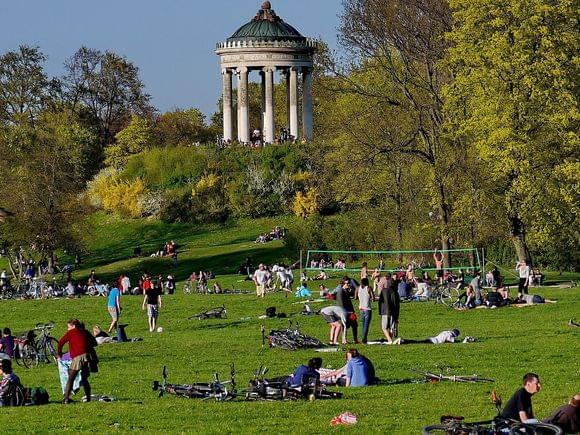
87, 283, 109, 297
431, 282, 462, 307
422, 390, 562, 434
245, 365, 342, 401
189, 305, 228, 320
14, 322, 58, 368
152, 365, 238, 401
264, 321, 325, 350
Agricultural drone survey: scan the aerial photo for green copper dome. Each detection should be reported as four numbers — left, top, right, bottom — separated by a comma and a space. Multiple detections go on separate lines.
227, 1, 306, 43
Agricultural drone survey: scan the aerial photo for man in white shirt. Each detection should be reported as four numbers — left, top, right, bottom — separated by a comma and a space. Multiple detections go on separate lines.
253, 264, 269, 298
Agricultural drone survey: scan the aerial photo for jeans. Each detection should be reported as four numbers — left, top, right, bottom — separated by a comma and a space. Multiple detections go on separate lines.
360, 309, 372, 343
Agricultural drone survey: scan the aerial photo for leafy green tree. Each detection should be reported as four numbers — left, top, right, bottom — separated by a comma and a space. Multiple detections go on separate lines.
444, 0, 579, 263
0, 45, 58, 125
105, 115, 153, 168
335, 0, 459, 266
0, 110, 97, 272
153, 108, 211, 146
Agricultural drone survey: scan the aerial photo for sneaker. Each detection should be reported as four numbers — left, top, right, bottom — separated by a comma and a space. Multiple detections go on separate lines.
392, 338, 402, 345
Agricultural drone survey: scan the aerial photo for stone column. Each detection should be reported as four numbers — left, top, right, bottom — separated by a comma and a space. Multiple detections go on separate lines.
302, 68, 314, 141
236, 66, 249, 144
221, 69, 233, 142
285, 70, 290, 135
260, 70, 266, 135
289, 67, 299, 140
264, 67, 275, 144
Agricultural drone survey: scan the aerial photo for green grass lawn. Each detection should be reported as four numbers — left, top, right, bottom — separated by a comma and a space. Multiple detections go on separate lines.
0, 215, 578, 433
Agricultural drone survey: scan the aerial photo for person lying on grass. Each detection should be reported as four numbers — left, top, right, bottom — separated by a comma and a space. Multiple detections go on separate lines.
544, 393, 580, 434
513, 294, 557, 306
321, 349, 376, 387
392, 328, 474, 345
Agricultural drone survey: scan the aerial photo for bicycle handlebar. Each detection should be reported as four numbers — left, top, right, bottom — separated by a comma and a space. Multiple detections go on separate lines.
34, 321, 55, 330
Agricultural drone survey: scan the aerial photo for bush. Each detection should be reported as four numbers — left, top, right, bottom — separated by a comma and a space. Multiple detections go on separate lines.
190, 174, 229, 223
159, 187, 194, 223
87, 169, 147, 218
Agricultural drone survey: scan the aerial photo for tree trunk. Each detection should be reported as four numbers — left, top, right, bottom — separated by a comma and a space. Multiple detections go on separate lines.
394, 166, 404, 263
510, 216, 532, 264
436, 177, 452, 269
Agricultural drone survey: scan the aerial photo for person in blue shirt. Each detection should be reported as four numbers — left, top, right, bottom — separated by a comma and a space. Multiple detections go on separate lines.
107, 287, 121, 334
343, 348, 375, 387
287, 357, 322, 387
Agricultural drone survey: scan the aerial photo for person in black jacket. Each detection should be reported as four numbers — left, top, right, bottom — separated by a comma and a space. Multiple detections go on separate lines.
336, 279, 358, 343
378, 274, 400, 344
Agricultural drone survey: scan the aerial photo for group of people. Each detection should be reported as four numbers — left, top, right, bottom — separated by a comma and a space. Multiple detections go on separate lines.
254, 226, 286, 244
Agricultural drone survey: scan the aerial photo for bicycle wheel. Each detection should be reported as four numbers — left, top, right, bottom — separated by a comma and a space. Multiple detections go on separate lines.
509, 422, 563, 435
42, 337, 59, 364
21, 343, 38, 368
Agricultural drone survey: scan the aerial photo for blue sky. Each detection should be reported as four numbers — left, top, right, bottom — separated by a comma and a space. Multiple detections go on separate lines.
0, 0, 342, 117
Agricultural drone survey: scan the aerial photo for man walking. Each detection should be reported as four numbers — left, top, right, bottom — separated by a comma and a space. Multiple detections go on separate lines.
142, 283, 162, 332
253, 264, 269, 298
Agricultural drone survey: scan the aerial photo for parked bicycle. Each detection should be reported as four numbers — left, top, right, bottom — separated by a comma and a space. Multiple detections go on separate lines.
189, 305, 227, 320
152, 365, 238, 401
422, 390, 562, 434
14, 322, 59, 368
264, 321, 325, 350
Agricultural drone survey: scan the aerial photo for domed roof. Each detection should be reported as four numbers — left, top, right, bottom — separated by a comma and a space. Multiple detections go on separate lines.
227, 1, 306, 43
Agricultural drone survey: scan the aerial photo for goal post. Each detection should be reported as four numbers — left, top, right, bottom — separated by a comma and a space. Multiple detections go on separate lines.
304, 248, 482, 274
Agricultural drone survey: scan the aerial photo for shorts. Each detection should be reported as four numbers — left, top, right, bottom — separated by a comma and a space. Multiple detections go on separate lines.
322, 313, 339, 323
70, 353, 89, 371
108, 306, 119, 321
381, 315, 397, 330
436, 269, 443, 278
147, 304, 159, 319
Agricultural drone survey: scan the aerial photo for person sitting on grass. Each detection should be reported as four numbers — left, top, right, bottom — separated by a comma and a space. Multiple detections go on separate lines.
295, 282, 312, 298
394, 328, 462, 345
544, 394, 580, 434
313, 270, 328, 280
0, 328, 15, 360
287, 357, 323, 388
500, 373, 541, 423
455, 285, 477, 310
326, 349, 376, 387
0, 359, 22, 407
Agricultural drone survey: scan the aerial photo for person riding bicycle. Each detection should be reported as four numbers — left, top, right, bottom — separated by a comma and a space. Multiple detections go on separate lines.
287, 357, 322, 388
0, 359, 22, 407
500, 372, 541, 423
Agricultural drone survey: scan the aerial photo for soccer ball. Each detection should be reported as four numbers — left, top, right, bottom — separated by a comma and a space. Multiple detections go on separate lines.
157, 327, 164, 333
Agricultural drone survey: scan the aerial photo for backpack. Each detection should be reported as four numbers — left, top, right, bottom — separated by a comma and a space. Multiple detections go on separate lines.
28, 387, 49, 405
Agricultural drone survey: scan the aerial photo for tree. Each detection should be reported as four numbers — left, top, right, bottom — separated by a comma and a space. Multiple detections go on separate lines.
0, 45, 58, 125
153, 108, 211, 146
61, 47, 153, 148
0, 110, 96, 274
105, 115, 153, 168
333, 0, 460, 266
444, 0, 579, 263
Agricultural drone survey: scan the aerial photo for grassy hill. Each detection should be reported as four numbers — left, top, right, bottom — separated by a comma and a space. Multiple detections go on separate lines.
0, 214, 578, 433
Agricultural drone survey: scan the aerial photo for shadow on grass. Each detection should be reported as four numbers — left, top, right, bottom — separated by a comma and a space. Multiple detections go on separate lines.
87, 245, 290, 284
188, 320, 250, 330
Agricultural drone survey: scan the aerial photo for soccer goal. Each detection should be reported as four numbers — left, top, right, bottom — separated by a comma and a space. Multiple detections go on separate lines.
304, 248, 482, 274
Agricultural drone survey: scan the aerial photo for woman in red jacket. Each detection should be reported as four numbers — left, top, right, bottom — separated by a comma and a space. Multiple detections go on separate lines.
57, 319, 98, 404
